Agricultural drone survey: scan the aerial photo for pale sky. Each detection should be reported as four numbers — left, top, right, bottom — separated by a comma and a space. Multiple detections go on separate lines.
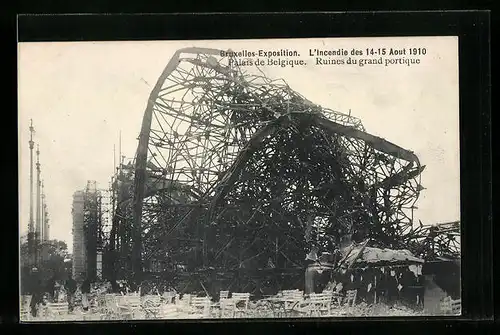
18, 37, 460, 253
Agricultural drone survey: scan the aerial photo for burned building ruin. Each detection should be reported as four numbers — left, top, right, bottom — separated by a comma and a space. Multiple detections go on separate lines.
102, 48, 459, 296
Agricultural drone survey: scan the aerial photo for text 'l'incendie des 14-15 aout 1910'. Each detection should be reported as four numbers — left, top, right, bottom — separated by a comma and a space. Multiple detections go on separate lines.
219, 47, 428, 68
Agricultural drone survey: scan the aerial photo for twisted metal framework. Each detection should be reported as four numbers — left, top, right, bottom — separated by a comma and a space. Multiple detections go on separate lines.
407, 221, 461, 260
105, 48, 457, 293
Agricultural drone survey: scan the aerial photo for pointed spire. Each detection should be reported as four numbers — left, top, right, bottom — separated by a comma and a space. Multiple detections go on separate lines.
28, 119, 36, 267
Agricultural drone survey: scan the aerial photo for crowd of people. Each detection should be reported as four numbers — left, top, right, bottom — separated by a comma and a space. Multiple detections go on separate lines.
25, 267, 162, 318
25, 268, 111, 317
28, 269, 76, 316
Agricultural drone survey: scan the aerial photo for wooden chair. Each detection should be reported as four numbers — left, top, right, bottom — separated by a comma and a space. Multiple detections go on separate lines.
96, 294, 106, 309
324, 290, 343, 307
220, 290, 229, 300
20, 296, 32, 322
210, 290, 230, 317
231, 293, 250, 318
124, 294, 142, 307
451, 299, 461, 315
45, 302, 69, 319
219, 293, 250, 318
282, 290, 303, 299
440, 296, 451, 314
158, 304, 180, 319
308, 293, 332, 317
143, 295, 161, 303
440, 296, 461, 315
87, 295, 100, 315
117, 294, 142, 320
162, 291, 176, 304
100, 294, 119, 319
142, 295, 162, 319
220, 298, 237, 318
282, 290, 304, 316
344, 290, 357, 307
180, 294, 192, 306
191, 296, 212, 318
20, 308, 30, 321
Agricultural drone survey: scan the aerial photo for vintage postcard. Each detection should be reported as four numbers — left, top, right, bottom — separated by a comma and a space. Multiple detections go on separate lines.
18, 36, 460, 321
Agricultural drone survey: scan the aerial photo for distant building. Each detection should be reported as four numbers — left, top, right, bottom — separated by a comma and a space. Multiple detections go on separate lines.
72, 190, 86, 281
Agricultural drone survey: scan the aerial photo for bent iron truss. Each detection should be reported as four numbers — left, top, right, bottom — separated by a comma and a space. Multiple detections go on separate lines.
104, 48, 456, 294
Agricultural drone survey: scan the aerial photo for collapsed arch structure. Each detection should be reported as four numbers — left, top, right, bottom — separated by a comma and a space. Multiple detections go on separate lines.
105, 47, 453, 294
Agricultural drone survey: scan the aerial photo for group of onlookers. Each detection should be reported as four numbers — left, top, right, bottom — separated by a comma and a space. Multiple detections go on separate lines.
26, 268, 92, 317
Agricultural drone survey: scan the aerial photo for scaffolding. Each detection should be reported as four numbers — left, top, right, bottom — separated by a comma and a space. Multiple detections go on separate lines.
72, 190, 86, 281
72, 181, 112, 281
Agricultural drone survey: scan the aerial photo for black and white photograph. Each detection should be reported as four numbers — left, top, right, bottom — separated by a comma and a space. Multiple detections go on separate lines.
18, 37, 461, 321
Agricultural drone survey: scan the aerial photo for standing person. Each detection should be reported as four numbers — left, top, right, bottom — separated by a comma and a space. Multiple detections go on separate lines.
65, 274, 77, 312
46, 275, 56, 302
386, 269, 399, 306
304, 247, 319, 295
129, 280, 138, 294
81, 277, 91, 312
29, 268, 43, 317
57, 282, 66, 302
110, 279, 120, 294
53, 280, 61, 302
